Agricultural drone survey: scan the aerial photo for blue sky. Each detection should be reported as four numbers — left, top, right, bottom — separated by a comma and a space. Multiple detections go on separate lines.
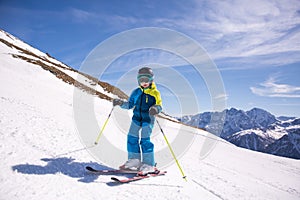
1, 0, 300, 117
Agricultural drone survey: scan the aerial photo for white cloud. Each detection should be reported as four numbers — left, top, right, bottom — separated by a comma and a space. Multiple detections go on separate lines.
101, 0, 300, 68
64, 1, 300, 66
61, 1, 300, 71
186, 0, 300, 58
214, 93, 229, 101
250, 76, 300, 98
69, 8, 95, 22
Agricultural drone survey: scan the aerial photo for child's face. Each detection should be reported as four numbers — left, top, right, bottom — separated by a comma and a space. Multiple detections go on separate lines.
140, 82, 150, 88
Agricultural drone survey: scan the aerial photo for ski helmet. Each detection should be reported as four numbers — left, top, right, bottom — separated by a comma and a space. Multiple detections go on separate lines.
137, 67, 154, 84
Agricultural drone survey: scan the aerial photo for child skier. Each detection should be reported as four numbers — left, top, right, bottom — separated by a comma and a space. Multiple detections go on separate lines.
113, 67, 162, 175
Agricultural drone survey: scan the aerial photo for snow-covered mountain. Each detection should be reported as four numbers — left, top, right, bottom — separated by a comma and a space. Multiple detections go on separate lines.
0, 30, 127, 101
264, 125, 300, 159
1, 29, 300, 200
179, 108, 300, 159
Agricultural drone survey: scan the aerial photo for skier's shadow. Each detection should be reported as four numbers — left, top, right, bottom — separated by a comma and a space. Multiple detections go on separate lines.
11, 157, 117, 183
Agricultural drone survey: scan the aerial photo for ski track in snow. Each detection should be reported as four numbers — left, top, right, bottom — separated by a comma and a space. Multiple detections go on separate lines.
1, 30, 300, 200
192, 179, 225, 200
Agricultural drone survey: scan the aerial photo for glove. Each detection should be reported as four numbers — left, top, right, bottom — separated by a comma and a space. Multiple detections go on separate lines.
113, 99, 124, 106
149, 106, 159, 116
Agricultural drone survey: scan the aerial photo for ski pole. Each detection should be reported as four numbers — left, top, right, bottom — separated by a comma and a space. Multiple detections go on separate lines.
94, 106, 114, 145
156, 119, 187, 181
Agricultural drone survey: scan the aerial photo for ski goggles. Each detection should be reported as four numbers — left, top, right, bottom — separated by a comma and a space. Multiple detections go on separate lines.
137, 74, 153, 84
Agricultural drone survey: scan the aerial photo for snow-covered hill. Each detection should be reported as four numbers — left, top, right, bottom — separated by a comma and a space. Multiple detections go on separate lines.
180, 108, 300, 159
1, 29, 300, 200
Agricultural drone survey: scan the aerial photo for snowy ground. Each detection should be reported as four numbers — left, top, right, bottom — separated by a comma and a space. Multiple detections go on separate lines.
1, 30, 300, 200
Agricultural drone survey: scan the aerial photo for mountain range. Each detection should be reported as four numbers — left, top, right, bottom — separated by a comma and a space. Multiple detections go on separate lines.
179, 108, 300, 159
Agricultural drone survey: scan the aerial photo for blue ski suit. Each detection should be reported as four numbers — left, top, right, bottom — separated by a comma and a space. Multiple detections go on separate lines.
121, 82, 162, 166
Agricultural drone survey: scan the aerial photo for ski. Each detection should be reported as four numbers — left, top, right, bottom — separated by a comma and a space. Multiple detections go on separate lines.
86, 166, 139, 174
111, 170, 167, 184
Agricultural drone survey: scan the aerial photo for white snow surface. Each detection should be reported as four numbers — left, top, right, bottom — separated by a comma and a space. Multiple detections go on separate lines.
1, 30, 300, 200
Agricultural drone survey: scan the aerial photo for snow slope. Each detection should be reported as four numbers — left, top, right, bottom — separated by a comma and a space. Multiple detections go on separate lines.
1, 29, 300, 200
